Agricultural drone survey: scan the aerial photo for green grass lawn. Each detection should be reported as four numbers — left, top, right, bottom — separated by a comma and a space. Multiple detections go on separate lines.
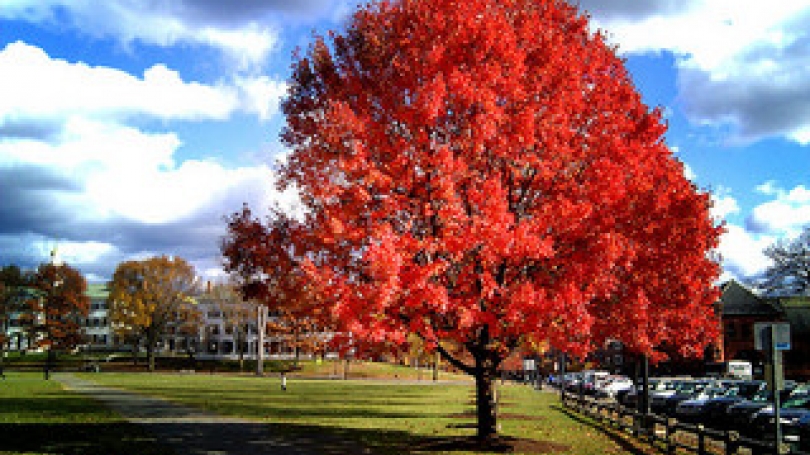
286, 359, 473, 381
0, 372, 171, 455
81, 372, 653, 455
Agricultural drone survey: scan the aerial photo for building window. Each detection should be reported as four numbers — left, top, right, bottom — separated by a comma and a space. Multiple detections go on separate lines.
725, 322, 737, 340
741, 323, 752, 341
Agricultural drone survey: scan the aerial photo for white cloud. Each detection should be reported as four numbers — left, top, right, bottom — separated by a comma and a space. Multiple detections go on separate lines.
755, 180, 780, 196
42, 240, 118, 266
0, 41, 288, 125
0, 0, 280, 71
235, 76, 288, 121
0, 114, 299, 279
200, 25, 278, 72
0, 41, 239, 123
1, 116, 296, 225
718, 224, 775, 278
582, 1, 810, 145
681, 162, 697, 181
747, 184, 810, 235
711, 192, 740, 222
0, 117, 177, 175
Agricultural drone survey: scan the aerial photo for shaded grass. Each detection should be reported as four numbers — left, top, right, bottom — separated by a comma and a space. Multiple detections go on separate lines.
0, 372, 171, 455
83, 372, 653, 455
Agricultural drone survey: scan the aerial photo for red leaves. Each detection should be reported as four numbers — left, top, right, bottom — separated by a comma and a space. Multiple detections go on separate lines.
28, 263, 90, 351
268, 0, 724, 367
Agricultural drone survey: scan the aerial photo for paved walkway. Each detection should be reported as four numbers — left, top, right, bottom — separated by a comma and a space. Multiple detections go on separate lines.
55, 374, 324, 455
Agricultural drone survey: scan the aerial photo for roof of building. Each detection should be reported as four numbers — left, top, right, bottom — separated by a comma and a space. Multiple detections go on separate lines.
85, 283, 109, 300
782, 298, 810, 336
719, 280, 782, 317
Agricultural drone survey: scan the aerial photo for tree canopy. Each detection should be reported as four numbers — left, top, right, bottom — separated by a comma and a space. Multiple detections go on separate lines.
27, 262, 90, 352
222, 205, 332, 361
250, 0, 724, 439
1, 265, 30, 363
108, 255, 197, 372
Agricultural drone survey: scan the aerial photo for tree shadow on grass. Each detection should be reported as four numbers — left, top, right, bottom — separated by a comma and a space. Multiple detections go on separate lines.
0, 420, 571, 455
0, 422, 170, 455
224, 421, 569, 455
552, 404, 654, 455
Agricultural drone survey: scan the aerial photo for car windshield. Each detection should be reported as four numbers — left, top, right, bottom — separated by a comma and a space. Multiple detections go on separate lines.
738, 382, 763, 398
752, 389, 772, 402
783, 388, 810, 409
651, 381, 670, 391
677, 382, 705, 394
722, 386, 741, 397
703, 387, 728, 399
783, 396, 810, 409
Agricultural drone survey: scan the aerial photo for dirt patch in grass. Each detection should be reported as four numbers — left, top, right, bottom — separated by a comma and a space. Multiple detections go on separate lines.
412, 435, 569, 454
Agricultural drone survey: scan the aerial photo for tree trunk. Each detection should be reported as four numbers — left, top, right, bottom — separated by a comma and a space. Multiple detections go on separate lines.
146, 332, 156, 372
132, 338, 139, 365
0, 330, 6, 374
475, 368, 498, 441
44, 349, 55, 380
433, 351, 439, 382
237, 327, 245, 372
294, 330, 301, 367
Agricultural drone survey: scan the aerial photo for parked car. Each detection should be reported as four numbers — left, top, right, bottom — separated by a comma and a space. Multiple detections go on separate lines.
675, 385, 738, 423
726, 381, 798, 436
597, 376, 634, 399
701, 380, 765, 428
749, 385, 810, 450
580, 370, 609, 396
652, 380, 710, 416
622, 377, 676, 409
563, 372, 584, 392
798, 412, 810, 453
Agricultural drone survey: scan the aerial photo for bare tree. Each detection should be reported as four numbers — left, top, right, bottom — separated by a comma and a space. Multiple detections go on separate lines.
761, 228, 810, 296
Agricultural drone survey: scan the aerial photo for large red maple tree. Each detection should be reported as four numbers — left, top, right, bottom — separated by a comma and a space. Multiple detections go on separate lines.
274, 0, 721, 440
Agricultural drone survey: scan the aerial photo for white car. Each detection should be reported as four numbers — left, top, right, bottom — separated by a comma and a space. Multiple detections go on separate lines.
598, 377, 634, 399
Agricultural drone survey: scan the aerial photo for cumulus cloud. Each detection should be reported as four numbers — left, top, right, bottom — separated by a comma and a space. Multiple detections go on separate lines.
681, 162, 696, 181
0, 42, 287, 127
746, 184, 810, 235
235, 76, 289, 121
0, 42, 237, 123
577, 0, 702, 23
0, 0, 347, 71
711, 190, 740, 223
0, 116, 298, 281
710, 182, 810, 281
0, 32, 295, 281
580, 0, 810, 145
718, 225, 775, 280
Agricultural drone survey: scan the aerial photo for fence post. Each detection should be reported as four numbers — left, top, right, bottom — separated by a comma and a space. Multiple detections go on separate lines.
725, 430, 738, 455
697, 424, 706, 455
666, 418, 677, 455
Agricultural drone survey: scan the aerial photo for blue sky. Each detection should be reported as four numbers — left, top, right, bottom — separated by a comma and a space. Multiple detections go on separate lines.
1, 0, 808, 284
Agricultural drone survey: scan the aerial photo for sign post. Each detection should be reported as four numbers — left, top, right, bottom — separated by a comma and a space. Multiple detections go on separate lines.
754, 322, 791, 455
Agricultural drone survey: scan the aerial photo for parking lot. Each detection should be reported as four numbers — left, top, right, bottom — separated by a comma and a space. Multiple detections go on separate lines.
555, 371, 810, 454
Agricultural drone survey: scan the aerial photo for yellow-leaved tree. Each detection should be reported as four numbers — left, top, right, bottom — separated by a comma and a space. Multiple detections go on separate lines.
108, 255, 197, 372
